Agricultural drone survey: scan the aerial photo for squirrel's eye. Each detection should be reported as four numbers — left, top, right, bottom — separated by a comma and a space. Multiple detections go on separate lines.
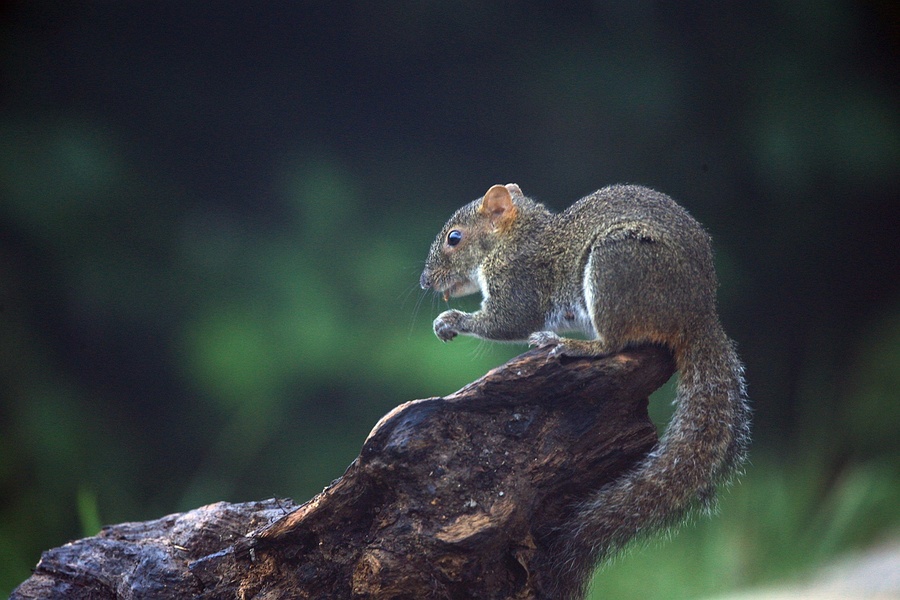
447, 230, 463, 247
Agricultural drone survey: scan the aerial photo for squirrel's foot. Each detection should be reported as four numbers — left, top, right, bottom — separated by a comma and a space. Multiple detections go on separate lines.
529, 332, 608, 359
529, 331, 573, 358
528, 331, 561, 348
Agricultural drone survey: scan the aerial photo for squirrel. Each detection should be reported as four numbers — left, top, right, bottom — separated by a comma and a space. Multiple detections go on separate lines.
420, 183, 750, 599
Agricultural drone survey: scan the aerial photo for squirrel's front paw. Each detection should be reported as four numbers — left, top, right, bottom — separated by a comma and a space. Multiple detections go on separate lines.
434, 309, 466, 342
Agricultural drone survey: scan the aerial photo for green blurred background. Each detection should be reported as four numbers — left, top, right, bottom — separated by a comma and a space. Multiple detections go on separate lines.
1, 2, 897, 598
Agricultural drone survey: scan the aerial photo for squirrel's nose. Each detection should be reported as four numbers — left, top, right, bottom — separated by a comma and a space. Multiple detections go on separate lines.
420, 271, 432, 290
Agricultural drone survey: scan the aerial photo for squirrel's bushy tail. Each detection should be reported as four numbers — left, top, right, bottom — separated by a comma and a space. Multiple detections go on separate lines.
550, 331, 751, 599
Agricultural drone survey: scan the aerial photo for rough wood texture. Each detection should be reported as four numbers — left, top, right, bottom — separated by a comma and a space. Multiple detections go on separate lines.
12, 345, 674, 600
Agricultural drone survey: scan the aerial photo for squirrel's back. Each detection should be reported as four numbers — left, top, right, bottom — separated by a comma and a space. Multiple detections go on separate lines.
550, 185, 720, 359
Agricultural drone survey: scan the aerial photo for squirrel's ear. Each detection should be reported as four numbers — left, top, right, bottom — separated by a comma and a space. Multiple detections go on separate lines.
480, 184, 518, 231
504, 183, 523, 197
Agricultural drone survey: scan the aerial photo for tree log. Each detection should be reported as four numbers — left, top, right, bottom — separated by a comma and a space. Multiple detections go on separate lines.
12, 345, 674, 600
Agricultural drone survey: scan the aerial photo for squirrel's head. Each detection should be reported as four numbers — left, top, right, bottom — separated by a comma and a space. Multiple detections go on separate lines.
420, 183, 523, 300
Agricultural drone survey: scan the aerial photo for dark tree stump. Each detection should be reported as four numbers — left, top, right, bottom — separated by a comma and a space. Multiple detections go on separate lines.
12, 345, 674, 600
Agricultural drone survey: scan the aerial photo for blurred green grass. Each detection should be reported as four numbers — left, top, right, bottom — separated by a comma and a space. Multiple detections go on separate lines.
588, 455, 899, 599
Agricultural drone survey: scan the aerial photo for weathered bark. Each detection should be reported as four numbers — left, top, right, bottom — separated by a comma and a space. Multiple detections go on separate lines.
12, 344, 674, 600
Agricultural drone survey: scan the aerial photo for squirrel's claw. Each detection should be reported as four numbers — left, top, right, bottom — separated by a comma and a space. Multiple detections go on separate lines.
528, 331, 561, 348
434, 309, 464, 342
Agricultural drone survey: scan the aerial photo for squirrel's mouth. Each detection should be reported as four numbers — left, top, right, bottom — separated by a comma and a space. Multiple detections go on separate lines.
437, 282, 460, 302
441, 278, 478, 301
442, 284, 464, 302
421, 268, 479, 300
